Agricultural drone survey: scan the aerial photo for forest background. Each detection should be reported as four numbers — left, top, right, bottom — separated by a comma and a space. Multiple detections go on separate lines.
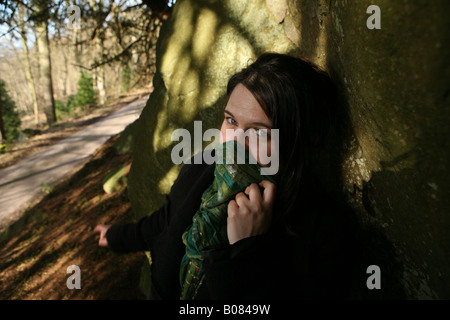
0, 0, 172, 147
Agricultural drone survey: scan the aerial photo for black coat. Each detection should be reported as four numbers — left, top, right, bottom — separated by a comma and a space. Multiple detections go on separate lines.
105, 151, 357, 300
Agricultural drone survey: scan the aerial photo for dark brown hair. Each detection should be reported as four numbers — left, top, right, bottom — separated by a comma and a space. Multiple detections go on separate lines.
226, 52, 337, 230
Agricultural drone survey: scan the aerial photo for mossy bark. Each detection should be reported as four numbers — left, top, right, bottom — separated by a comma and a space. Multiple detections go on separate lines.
128, 0, 450, 298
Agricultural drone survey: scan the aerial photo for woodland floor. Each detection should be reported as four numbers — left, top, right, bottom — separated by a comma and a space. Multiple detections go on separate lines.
0, 134, 146, 299
0, 92, 150, 300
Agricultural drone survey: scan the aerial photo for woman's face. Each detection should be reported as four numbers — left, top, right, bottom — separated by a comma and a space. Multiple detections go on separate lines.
220, 84, 273, 167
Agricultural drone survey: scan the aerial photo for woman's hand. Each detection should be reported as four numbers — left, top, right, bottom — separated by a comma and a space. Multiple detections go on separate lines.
227, 180, 276, 245
93, 224, 111, 247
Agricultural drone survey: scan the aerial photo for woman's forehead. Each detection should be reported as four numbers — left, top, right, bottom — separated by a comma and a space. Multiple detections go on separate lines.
225, 84, 272, 127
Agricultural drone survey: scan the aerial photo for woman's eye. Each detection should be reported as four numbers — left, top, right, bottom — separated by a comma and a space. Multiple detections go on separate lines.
226, 117, 238, 126
255, 128, 268, 137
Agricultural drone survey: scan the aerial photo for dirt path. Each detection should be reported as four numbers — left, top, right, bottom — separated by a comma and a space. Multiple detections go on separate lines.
0, 96, 147, 232
0, 134, 146, 299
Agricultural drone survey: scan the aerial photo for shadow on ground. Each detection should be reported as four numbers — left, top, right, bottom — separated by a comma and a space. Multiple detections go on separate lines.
0, 135, 145, 300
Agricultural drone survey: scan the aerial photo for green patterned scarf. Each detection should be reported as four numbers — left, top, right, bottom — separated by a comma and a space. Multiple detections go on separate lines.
179, 140, 275, 300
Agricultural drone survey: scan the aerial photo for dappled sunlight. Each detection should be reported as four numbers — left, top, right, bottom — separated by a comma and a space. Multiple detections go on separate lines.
159, 3, 195, 81
314, 17, 328, 67
129, 0, 307, 228
157, 164, 181, 195
0, 136, 144, 300
192, 8, 219, 64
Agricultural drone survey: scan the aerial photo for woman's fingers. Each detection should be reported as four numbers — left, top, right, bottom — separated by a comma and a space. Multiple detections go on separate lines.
245, 183, 263, 202
99, 236, 108, 247
93, 224, 103, 234
234, 191, 248, 208
93, 224, 111, 247
228, 199, 239, 212
236, 182, 270, 211
258, 180, 276, 207
227, 181, 276, 244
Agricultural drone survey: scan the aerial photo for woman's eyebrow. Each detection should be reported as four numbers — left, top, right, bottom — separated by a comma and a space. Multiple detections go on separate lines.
250, 121, 272, 129
224, 109, 272, 129
224, 109, 234, 117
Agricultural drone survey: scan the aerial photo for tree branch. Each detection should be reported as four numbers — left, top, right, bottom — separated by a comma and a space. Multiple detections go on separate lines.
73, 34, 143, 71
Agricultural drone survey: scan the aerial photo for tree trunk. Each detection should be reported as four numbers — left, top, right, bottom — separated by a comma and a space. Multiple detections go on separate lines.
96, 35, 106, 104
19, 5, 40, 125
60, 40, 69, 97
36, 0, 56, 125
32, 27, 44, 111
72, 25, 81, 77
89, 0, 106, 105
0, 81, 5, 143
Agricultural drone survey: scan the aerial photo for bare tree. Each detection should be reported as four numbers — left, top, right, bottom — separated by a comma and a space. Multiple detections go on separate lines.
35, 0, 56, 125
0, 78, 4, 144
0, 0, 170, 127
19, 4, 40, 125
89, 0, 107, 104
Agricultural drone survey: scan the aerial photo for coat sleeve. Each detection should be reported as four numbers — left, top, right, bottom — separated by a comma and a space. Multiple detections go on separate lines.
105, 159, 196, 254
105, 196, 171, 253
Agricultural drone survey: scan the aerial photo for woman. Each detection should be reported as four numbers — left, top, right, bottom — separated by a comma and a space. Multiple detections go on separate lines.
94, 53, 357, 299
